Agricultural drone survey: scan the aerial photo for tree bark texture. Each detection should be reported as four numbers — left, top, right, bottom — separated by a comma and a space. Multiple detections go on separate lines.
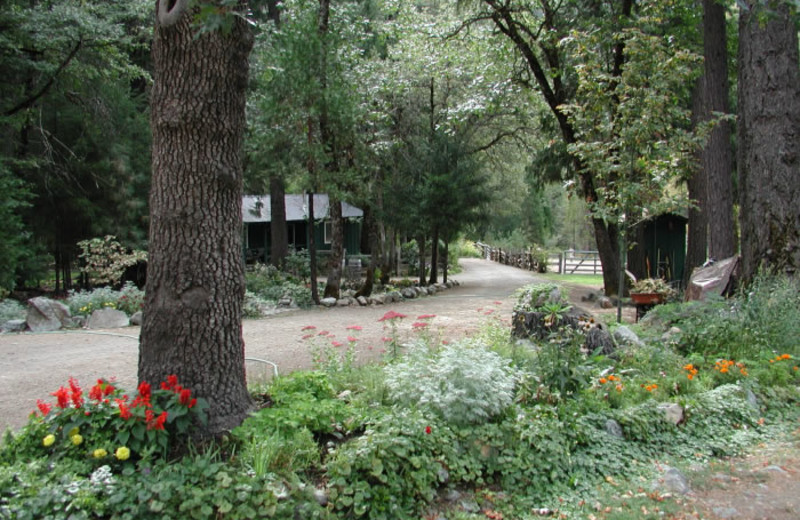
702, 0, 735, 261
140, 0, 254, 436
737, 1, 800, 280
269, 174, 288, 268
428, 227, 439, 285
685, 73, 709, 287
323, 196, 344, 299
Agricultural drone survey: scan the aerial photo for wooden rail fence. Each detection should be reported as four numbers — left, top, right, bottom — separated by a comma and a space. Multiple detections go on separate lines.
475, 243, 603, 275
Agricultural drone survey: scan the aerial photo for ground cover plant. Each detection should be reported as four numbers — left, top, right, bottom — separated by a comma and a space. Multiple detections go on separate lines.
1, 273, 799, 519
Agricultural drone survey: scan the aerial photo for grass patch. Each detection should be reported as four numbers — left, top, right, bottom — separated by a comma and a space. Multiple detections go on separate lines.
538, 272, 604, 287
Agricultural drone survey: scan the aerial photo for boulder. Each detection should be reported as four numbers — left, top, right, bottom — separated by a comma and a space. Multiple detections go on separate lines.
658, 403, 684, 426
652, 465, 691, 495
605, 419, 624, 438
598, 296, 614, 309
356, 296, 368, 306
27, 297, 72, 332
320, 297, 337, 307
401, 288, 417, 299
336, 298, 351, 307
87, 308, 130, 329
130, 311, 143, 326
613, 325, 645, 348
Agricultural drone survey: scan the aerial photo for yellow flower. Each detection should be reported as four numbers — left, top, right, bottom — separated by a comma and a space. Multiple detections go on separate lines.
93, 448, 108, 458
68, 427, 79, 437
43, 434, 56, 447
71, 434, 83, 446
115, 446, 131, 461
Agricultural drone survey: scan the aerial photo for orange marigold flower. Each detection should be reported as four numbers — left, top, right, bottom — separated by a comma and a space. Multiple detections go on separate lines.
781, 354, 792, 360
599, 377, 608, 385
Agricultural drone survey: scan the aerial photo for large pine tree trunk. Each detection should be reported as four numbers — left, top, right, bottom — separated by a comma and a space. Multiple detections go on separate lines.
140, 0, 254, 436
738, 1, 800, 281
703, 0, 735, 261
269, 174, 288, 268
685, 74, 710, 286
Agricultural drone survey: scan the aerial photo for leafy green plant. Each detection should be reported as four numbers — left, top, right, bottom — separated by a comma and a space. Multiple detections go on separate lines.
326, 409, 449, 520
2, 376, 208, 466
76, 235, 147, 288
245, 262, 314, 309
385, 341, 518, 425
648, 273, 800, 362
531, 328, 597, 399
0, 298, 25, 323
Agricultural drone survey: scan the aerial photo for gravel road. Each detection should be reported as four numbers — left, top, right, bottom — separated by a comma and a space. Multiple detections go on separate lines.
1, 258, 575, 433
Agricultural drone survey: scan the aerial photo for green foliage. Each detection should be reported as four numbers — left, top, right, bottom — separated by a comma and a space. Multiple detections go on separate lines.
531, 328, 598, 399
7, 275, 800, 519
77, 236, 147, 288
245, 262, 314, 310
385, 341, 518, 425
0, 448, 327, 520
0, 162, 33, 291
66, 282, 144, 317
326, 409, 447, 520
452, 238, 482, 259
0, 298, 26, 324
647, 272, 800, 361
559, 3, 704, 227
233, 372, 361, 478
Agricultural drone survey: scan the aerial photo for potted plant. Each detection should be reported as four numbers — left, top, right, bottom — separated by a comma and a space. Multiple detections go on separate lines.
630, 277, 675, 305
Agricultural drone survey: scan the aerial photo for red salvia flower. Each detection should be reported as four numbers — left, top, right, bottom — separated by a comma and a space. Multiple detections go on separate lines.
52, 386, 70, 409
116, 400, 132, 420
36, 399, 52, 416
68, 377, 83, 407
179, 388, 193, 406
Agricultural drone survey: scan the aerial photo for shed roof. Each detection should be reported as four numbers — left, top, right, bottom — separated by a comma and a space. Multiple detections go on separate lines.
242, 194, 363, 223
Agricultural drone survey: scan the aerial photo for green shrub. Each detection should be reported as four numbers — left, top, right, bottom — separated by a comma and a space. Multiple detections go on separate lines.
648, 272, 800, 362
530, 328, 598, 399
65, 282, 144, 317
385, 341, 518, 425
326, 409, 449, 520
76, 235, 147, 288
0, 298, 25, 323
245, 262, 313, 309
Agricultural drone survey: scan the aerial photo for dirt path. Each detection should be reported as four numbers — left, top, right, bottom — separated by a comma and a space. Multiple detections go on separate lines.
0, 258, 560, 433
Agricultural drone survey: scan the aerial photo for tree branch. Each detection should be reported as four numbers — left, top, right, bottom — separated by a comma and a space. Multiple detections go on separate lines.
4, 38, 82, 118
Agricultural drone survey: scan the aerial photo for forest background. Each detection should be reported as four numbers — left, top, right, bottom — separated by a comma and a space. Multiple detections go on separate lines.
0, 0, 797, 297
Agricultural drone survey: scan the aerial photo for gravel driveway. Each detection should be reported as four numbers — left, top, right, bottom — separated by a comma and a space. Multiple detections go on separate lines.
0, 258, 575, 433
